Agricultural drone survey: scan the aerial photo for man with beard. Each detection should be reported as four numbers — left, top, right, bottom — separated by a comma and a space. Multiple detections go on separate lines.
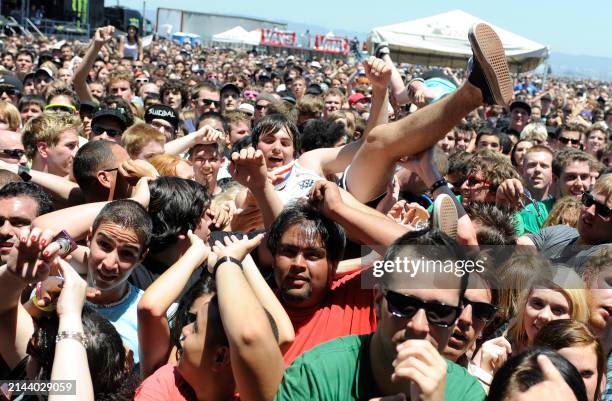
0, 182, 53, 264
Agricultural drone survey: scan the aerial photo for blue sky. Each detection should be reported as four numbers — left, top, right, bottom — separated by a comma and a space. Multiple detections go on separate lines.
111, 0, 612, 58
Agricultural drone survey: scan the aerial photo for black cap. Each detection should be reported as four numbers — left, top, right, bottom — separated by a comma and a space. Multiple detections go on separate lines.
92, 108, 128, 130
221, 83, 241, 95
79, 100, 98, 114
0, 74, 23, 92
510, 99, 531, 115
306, 83, 323, 96
144, 104, 179, 130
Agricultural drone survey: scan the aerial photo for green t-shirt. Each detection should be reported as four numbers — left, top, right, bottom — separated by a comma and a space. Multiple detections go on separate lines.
515, 197, 556, 236
274, 334, 485, 401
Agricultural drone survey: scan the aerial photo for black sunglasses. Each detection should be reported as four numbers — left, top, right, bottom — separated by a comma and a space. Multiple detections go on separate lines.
0, 86, 18, 96
383, 289, 461, 328
1, 148, 25, 159
200, 98, 220, 108
92, 125, 122, 138
582, 192, 612, 218
462, 298, 497, 322
558, 136, 581, 145
255, 104, 268, 110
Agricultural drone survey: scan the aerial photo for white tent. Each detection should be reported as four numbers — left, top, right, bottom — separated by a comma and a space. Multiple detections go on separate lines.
212, 26, 260, 46
368, 10, 549, 72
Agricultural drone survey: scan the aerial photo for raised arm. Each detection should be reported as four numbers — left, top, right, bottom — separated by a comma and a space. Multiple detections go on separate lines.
230, 148, 284, 231
212, 235, 294, 351
74, 26, 115, 103
309, 180, 408, 246
213, 235, 284, 401
137, 230, 211, 378
49, 259, 94, 401
164, 125, 225, 156
32, 177, 151, 240
362, 56, 391, 138
0, 160, 84, 207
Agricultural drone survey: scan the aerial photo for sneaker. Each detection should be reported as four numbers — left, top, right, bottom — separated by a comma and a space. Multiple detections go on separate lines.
431, 194, 458, 240
467, 23, 513, 107
374, 42, 390, 58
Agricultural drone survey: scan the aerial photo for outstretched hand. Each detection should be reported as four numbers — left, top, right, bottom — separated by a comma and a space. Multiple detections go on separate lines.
212, 233, 264, 267
6, 227, 63, 284
308, 180, 343, 217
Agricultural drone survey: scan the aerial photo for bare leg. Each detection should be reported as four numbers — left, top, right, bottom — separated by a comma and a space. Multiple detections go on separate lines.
346, 82, 482, 203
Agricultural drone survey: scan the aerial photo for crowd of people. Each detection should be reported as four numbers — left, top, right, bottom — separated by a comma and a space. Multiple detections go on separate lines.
0, 18, 611, 401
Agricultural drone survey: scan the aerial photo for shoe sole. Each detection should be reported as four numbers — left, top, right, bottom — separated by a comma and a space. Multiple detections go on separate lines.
432, 194, 458, 240
468, 23, 513, 107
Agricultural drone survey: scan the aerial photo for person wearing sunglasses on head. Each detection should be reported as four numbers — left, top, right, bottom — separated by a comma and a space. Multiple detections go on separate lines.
275, 228, 486, 401
517, 174, 612, 270
0, 130, 27, 165
90, 108, 128, 143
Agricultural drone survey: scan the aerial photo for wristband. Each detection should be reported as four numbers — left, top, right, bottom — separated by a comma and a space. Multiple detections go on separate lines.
430, 178, 448, 193
56, 331, 88, 347
212, 256, 243, 276
18, 165, 32, 182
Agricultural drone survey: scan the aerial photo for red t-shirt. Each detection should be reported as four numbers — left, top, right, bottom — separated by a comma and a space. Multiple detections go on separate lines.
135, 363, 242, 401
282, 270, 377, 365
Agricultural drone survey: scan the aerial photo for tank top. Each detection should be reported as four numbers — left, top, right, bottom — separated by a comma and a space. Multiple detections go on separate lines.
123, 38, 139, 60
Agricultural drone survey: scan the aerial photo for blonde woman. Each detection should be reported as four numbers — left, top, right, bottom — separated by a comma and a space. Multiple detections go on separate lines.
471, 265, 589, 390
0, 100, 21, 131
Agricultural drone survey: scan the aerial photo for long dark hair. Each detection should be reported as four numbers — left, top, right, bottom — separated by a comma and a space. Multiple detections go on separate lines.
29, 306, 140, 400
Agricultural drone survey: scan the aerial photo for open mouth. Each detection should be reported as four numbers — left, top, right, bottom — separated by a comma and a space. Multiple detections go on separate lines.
268, 156, 284, 165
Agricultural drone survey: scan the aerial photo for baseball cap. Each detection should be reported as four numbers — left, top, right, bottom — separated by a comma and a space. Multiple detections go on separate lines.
310, 61, 322, 69
221, 83, 241, 95
306, 84, 323, 96
510, 99, 531, 115
35, 66, 55, 79
92, 108, 128, 131
0, 74, 23, 93
238, 103, 255, 115
348, 93, 371, 105
144, 104, 179, 130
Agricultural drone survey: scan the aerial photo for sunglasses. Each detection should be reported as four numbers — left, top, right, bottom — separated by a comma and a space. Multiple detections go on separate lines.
255, 103, 268, 110
462, 298, 497, 322
465, 175, 491, 188
92, 125, 122, 138
243, 90, 259, 99
199, 98, 220, 108
383, 289, 461, 328
558, 136, 581, 145
0, 86, 19, 96
135, 78, 149, 84
582, 192, 612, 218
45, 104, 76, 114
1, 148, 25, 159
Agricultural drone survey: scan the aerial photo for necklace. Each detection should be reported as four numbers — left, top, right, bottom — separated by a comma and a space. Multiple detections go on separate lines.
87, 284, 132, 308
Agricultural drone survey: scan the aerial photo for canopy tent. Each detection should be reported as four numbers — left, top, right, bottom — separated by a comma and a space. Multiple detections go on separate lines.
368, 10, 549, 73
212, 26, 260, 46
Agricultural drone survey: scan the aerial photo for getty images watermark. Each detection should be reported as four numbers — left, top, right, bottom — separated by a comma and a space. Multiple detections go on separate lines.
372, 256, 486, 278
358, 245, 591, 290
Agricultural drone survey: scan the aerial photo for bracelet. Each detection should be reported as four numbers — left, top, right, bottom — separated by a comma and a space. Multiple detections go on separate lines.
212, 256, 243, 276
430, 178, 448, 193
56, 331, 88, 348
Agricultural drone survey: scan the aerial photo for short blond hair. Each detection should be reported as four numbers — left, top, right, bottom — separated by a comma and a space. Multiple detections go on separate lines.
121, 123, 166, 158
0, 101, 21, 131
21, 111, 81, 159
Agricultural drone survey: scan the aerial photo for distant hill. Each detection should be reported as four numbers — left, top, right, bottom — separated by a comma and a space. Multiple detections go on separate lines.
546, 52, 612, 82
